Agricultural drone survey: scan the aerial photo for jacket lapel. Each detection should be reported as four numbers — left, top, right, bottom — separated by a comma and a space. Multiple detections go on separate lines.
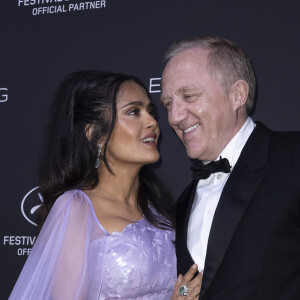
176, 179, 199, 275
199, 122, 272, 299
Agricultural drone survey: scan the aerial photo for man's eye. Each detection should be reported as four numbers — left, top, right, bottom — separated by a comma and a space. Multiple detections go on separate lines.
184, 93, 201, 102
164, 101, 172, 110
184, 94, 192, 100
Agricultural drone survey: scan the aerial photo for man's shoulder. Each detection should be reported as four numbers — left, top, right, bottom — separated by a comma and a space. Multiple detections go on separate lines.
253, 122, 300, 161
255, 121, 300, 146
271, 129, 300, 142
270, 131, 300, 163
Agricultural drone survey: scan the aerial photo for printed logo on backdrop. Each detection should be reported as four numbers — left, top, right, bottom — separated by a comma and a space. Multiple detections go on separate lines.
149, 78, 161, 94
21, 186, 44, 226
18, 0, 107, 16
0, 88, 8, 103
2, 187, 41, 256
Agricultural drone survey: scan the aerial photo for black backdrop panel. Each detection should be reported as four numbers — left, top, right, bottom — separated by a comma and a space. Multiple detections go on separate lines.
1, 0, 300, 298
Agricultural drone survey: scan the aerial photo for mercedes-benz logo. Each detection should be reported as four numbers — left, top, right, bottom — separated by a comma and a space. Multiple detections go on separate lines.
21, 186, 44, 226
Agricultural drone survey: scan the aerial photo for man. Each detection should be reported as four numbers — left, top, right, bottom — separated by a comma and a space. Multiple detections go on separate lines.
161, 37, 300, 300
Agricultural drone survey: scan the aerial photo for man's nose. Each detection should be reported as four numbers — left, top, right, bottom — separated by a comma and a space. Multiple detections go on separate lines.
168, 101, 187, 126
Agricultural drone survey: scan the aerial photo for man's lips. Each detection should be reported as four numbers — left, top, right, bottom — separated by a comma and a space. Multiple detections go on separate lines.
183, 123, 200, 133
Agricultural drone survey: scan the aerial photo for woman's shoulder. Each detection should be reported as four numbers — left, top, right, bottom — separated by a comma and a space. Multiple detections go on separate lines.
47, 189, 107, 236
51, 189, 93, 214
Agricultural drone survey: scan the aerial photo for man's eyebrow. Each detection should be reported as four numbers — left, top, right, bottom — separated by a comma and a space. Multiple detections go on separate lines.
160, 86, 201, 103
160, 95, 171, 103
178, 86, 200, 93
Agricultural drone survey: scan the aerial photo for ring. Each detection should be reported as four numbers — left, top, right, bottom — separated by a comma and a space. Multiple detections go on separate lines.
179, 285, 189, 296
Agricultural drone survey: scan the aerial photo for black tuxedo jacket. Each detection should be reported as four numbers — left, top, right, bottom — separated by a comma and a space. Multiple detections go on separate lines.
176, 122, 300, 300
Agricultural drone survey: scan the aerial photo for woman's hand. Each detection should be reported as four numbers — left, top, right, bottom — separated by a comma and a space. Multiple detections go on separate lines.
171, 264, 203, 299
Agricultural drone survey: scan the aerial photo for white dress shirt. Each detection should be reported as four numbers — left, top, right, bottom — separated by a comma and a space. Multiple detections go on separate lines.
187, 117, 256, 271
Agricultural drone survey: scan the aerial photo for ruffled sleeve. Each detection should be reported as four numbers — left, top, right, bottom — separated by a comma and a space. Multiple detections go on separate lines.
9, 189, 107, 300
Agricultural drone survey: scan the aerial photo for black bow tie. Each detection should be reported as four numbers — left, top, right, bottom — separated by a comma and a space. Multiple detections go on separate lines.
191, 157, 231, 180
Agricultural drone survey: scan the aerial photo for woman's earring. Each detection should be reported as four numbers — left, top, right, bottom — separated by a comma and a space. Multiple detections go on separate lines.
95, 143, 101, 169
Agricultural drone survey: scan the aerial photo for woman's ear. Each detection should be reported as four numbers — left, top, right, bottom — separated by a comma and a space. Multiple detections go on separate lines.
85, 124, 106, 147
85, 124, 94, 142
229, 80, 249, 110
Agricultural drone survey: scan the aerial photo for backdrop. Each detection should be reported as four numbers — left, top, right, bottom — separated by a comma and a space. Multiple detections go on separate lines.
1, 0, 300, 298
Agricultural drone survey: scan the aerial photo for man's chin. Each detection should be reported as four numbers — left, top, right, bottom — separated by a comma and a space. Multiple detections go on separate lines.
186, 149, 202, 160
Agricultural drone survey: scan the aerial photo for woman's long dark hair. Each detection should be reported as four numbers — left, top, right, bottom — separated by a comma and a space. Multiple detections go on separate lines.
37, 70, 174, 230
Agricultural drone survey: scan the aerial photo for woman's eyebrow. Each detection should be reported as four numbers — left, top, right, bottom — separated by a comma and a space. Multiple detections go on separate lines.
121, 101, 144, 109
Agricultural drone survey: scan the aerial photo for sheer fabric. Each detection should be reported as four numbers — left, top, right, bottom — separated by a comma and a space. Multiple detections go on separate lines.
9, 190, 176, 299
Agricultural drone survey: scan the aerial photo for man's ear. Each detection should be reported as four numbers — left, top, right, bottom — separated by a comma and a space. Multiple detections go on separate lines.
229, 80, 249, 110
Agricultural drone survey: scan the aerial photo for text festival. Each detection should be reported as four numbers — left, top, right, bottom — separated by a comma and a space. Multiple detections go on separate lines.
18, 0, 106, 15
3, 236, 36, 256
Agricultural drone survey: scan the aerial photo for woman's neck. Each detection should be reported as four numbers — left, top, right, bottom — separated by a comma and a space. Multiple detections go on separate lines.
93, 161, 141, 206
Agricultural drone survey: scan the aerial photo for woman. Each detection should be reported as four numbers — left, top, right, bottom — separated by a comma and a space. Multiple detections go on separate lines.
9, 70, 202, 299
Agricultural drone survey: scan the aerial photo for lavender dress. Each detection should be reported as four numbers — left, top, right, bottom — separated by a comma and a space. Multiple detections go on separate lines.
9, 190, 177, 300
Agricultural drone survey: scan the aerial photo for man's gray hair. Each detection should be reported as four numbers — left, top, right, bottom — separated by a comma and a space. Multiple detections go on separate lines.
165, 37, 256, 114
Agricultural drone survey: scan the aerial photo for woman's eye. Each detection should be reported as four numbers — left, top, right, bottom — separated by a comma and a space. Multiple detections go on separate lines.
148, 106, 156, 116
128, 108, 140, 115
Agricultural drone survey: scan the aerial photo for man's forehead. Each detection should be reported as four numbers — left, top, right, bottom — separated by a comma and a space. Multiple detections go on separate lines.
166, 47, 209, 68
162, 50, 210, 85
